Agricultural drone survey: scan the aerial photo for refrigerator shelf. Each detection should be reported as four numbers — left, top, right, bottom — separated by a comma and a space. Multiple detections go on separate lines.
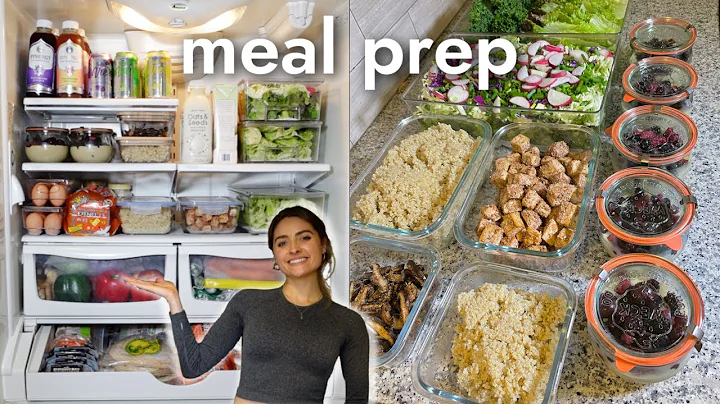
21, 228, 268, 245
22, 162, 177, 173
24, 98, 179, 123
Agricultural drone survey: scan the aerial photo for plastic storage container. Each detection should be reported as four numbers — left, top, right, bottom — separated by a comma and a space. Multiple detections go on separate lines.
117, 137, 173, 163
116, 197, 176, 235
595, 167, 696, 260
240, 121, 322, 162
241, 79, 322, 121
231, 186, 326, 234
108, 183, 132, 199
629, 18, 697, 63
25, 127, 70, 163
585, 254, 704, 383
350, 235, 441, 368
22, 206, 65, 236
350, 115, 493, 248
401, 32, 620, 129
411, 262, 576, 403
179, 197, 241, 234
607, 105, 697, 180
68, 128, 116, 163
622, 57, 698, 114
27, 179, 79, 207
454, 123, 600, 272
118, 112, 175, 137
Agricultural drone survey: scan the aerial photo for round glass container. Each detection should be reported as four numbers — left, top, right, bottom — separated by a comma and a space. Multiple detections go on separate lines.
607, 106, 697, 180
621, 57, 698, 114
25, 127, 70, 163
108, 183, 133, 198
68, 127, 116, 163
595, 167, 696, 260
585, 254, 704, 383
629, 18, 697, 63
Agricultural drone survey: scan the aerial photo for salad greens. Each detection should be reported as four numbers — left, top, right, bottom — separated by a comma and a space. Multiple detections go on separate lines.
242, 125, 316, 161
245, 197, 320, 231
245, 83, 321, 121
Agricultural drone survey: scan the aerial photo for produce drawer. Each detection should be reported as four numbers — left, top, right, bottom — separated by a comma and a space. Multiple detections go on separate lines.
178, 245, 276, 322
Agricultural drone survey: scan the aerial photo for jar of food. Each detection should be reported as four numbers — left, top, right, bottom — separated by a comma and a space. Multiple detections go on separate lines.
68, 127, 116, 163
607, 105, 697, 180
596, 167, 696, 260
25, 127, 69, 163
108, 183, 132, 199
629, 18, 697, 63
622, 57, 697, 114
585, 254, 704, 383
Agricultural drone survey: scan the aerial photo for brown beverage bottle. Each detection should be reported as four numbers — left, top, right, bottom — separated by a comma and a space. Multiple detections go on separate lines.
26, 19, 56, 97
56, 20, 85, 98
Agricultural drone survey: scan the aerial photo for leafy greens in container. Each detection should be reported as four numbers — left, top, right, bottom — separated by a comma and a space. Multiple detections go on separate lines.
241, 122, 320, 162
243, 81, 322, 121
230, 187, 327, 234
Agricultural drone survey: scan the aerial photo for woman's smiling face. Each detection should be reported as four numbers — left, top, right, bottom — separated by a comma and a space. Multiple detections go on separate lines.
272, 216, 327, 279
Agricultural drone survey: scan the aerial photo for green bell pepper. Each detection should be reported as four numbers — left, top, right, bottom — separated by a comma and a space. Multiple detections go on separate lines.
53, 273, 92, 302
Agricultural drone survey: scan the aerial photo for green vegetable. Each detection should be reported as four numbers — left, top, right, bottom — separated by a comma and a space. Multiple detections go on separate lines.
490, 0, 528, 32
242, 125, 317, 162
53, 273, 92, 302
245, 83, 319, 121
245, 197, 319, 230
125, 338, 161, 356
469, 0, 493, 32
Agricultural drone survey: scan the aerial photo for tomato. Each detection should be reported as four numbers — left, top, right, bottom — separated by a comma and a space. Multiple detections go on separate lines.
94, 270, 130, 303
129, 269, 164, 302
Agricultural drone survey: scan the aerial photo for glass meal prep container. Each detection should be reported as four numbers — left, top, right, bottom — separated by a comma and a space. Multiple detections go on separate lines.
25, 127, 70, 163
179, 197, 242, 234
118, 112, 175, 137
454, 122, 600, 272
23, 206, 65, 236
68, 128, 116, 163
585, 254, 704, 383
595, 167, 696, 260
411, 262, 576, 403
116, 197, 176, 235
350, 115, 493, 248
240, 121, 322, 162
350, 235, 441, 368
117, 137, 173, 163
607, 105, 697, 180
629, 18, 697, 63
401, 32, 620, 130
240, 79, 322, 121
230, 186, 326, 234
621, 56, 698, 114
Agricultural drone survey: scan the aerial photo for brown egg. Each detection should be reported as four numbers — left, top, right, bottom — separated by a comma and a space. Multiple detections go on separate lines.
49, 184, 67, 207
44, 213, 63, 236
25, 212, 46, 235
31, 184, 49, 206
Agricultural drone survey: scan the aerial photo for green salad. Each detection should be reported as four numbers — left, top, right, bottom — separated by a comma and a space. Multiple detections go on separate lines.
245, 83, 320, 120
242, 125, 316, 161
245, 197, 320, 231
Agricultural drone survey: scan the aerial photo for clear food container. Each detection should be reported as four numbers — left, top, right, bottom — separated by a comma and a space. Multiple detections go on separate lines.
629, 18, 697, 63
607, 105, 697, 180
240, 121, 322, 162
118, 112, 175, 137
240, 79, 322, 121
25, 127, 70, 163
190, 255, 279, 302
23, 206, 65, 236
596, 167, 696, 260
230, 186, 326, 234
350, 235, 441, 368
621, 57, 698, 114
108, 183, 132, 199
411, 262, 576, 403
27, 179, 79, 207
585, 254, 704, 383
350, 115, 492, 248
117, 137, 173, 163
401, 32, 620, 129
116, 197, 176, 235
68, 128, 116, 163
454, 123, 600, 272
179, 197, 242, 234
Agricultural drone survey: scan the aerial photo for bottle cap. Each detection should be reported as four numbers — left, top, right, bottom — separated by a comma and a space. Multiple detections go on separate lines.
36, 19, 53, 29
188, 80, 206, 89
61, 20, 79, 30
78, 28, 86, 37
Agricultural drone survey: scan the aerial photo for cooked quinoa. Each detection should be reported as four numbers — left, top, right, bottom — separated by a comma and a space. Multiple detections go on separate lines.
451, 283, 566, 404
352, 123, 478, 231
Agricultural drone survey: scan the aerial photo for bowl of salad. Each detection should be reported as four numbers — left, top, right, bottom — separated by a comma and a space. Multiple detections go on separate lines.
240, 79, 322, 121
401, 33, 619, 129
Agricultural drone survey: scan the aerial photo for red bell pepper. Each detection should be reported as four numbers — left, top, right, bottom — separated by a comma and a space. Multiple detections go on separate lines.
129, 269, 164, 302
95, 270, 130, 303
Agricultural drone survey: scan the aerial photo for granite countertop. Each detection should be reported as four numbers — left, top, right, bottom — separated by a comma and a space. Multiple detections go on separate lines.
350, 0, 720, 402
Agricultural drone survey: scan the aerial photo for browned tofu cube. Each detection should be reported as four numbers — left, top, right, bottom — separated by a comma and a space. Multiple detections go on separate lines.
516, 229, 525, 243
568, 150, 592, 164
506, 184, 525, 199
491, 170, 508, 188
534, 199, 552, 218
508, 161, 523, 174
580, 163, 589, 176
573, 173, 588, 189
555, 228, 575, 249
520, 165, 537, 177
530, 181, 548, 199
556, 201, 578, 227
547, 206, 560, 222
494, 157, 510, 174
498, 188, 511, 206
559, 156, 573, 168
546, 141, 570, 158
500, 215, 524, 238
539, 158, 566, 179
521, 209, 543, 230
547, 184, 577, 207
522, 147, 542, 167
548, 173, 572, 184
475, 219, 493, 235
479, 223, 504, 245
510, 173, 535, 187
523, 228, 542, 245
507, 152, 522, 163
570, 187, 584, 204
542, 219, 560, 246
510, 134, 531, 153
500, 235, 519, 248
482, 204, 502, 222
566, 160, 583, 177
522, 189, 543, 209
527, 245, 548, 252
502, 199, 523, 214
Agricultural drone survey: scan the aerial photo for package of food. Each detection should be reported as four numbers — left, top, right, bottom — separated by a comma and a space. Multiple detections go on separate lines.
211, 84, 239, 164
64, 185, 121, 236
116, 197, 175, 234
27, 179, 79, 207
201, 257, 282, 291
179, 197, 241, 234
117, 137, 173, 163
23, 206, 65, 236
98, 330, 178, 381
43, 326, 100, 373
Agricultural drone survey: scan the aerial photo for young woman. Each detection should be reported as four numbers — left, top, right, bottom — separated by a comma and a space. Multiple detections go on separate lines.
124, 206, 369, 404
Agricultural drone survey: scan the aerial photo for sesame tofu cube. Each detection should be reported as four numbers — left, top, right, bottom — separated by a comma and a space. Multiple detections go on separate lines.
521, 209, 543, 230
539, 158, 565, 179
522, 152, 542, 167
508, 161, 523, 174
494, 157, 510, 174
568, 150, 592, 164
482, 204, 502, 222
500, 235, 519, 248
507, 152, 522, 163
547, 184, 576, 207
568, 209, 580, 229
479, 223, 504, 245
501, 215, 523, 238
548, 173, 572, 184
522, 189, 543, 209
516, 230, 525, 243
567, 160, 583, 177
491, 170, 509, 188
510, 212, 525, 228
547, 141, 570, 158
523, 228, 542, 245
548, 206, 561, 222
506, 184, 525, 199
534, 199, 552, 218
555, 228, 575, 249
521, 165, 537, 177
527, 245, 548, 252
510, 134, 531, 153
559, 157, 573, 168
502, 199, 523, 214
570, 187, 584, 204
475, 219, 494, 236
498, 188, 511, 206
573, 173, 588, 189
580, 163, 589, 175
556, 201, 578, 227
511, 173, 536, 187
542, 219, 560, 246
531, 181, 548, 199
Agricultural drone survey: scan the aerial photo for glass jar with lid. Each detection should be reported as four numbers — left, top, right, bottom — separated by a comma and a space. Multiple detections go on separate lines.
108, 183, 132, 199
68, 127, 116, 163
25, 127, 70, 163
629, 18, 697, 63
621, 57, 698, 114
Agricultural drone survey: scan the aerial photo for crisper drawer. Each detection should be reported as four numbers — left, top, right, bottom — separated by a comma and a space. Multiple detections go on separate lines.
25, 325, 241, 401
178, 244, 277, 322
23, 244, 178, 326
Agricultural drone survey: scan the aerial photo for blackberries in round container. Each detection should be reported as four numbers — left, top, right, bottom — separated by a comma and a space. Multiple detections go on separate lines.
607, 187, 681, 235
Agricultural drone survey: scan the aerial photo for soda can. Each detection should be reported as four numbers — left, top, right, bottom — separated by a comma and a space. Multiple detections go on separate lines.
87, 53, 113, 98
144, 50, 172, 98
113, 51, 141, 98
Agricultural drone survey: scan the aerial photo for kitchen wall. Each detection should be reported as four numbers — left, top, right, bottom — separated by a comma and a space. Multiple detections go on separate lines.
349, 0, 466, 147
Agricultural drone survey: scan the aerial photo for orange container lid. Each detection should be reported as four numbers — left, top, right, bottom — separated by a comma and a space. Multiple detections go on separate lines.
629, 18, 697, 56
622, 57, 698, 105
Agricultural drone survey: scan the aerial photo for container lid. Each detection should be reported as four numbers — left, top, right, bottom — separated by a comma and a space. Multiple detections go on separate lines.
26, 127, 69, 134
117, 197, 176, 215
187, 80, 206, 89
22, 206, 65, 214
240, 120, 322, 130
585, 254, 704, 371
607, 105, 697, 165
629, 18, 697, 55
117, 137, 173, 146
622, 57, 697, 104
228, 186, 326, 199
178, 196, 241, 215
61, 21, 79, 30
596, 167, 695, 250
108, 183, 132, 191
118, 112, 175, 122
69, 127, 115, 135
36, 19, 52, 29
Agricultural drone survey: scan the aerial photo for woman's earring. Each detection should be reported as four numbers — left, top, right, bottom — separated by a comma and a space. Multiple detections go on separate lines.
322, 253, 326, 260
272, 261, 280, 270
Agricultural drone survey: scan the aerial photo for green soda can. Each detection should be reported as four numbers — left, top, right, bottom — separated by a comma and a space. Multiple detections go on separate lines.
113, 51, 141, 98
144, 50, 172, 98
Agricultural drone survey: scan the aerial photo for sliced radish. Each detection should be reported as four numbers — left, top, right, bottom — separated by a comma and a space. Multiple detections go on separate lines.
572, 65, 585, 76
598, 49, 610, 58
526, 74, 544, 84
509, 96, 531, 108
544, 44, 563, 53
550, 69, 567, 78
567, 75, 580, 84
544, 51, 560, 60
539, 78, 557, 88
451, 78, 470, 85
550, 77, 570, 88
548, 53, 564, 66
530, 55, 545, 65
570, 50, 589, 63
431, 90, 446, 100
518, 54, 529, 65
522, 83, 538, 91
446, 74, 460, 80
534, 65, 552, 73
528, 40, 549, 56
517, 66, 529, 82
494, 74, 506, 79
535, 103, 546, 110
535, 58, 550, 66
447, 86, 469, 103
429, 65, 439, 77
548, 89, 572, 107
493, 96, 501, 113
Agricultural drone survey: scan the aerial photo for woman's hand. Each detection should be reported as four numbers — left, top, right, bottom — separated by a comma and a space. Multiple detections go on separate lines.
122, 276, 184, 314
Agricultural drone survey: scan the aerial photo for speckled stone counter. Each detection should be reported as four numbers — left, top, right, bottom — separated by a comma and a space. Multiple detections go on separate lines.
349, 0, 720, 402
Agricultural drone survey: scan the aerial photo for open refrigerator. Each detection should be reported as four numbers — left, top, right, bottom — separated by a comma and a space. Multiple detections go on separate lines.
0, 0, 350, 402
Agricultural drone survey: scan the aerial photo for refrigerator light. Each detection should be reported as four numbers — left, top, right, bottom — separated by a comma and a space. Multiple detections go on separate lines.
106, 1, 245, 34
